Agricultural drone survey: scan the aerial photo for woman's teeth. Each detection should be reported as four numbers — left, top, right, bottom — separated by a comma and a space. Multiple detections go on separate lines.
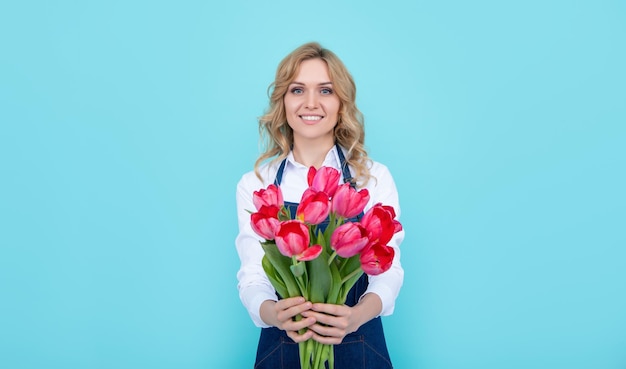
301, 115, 322, 121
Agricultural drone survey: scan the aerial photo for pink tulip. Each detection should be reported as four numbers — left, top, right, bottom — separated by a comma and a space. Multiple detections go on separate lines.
250, 205, 280, 240
274, 220, 323, 261
380, 205, 403, 233
330, 222, 369, 258
360, 204, 394, 246
296, 188, 331, 225
331, 183, 370, 219
360, 203, 402, 246
360, 243, 395, 275
307, 166, 340, 197
253, 184, 284, 211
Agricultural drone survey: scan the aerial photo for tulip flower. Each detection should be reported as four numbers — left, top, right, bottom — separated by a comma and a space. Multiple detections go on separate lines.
330, 222, 369, 258
381, 204, 403, 233
307, 166, 340, 197
253, 184, 284, 210
250, 205, 280, 240
331, 183, 370, 219
360, 203, 398, 246
360, 242, 395, 275
296, 188, 331, 225
275, 220, 323, 261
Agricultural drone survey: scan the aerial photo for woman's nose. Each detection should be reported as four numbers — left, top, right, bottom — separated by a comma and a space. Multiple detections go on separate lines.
305, 92, 318, 109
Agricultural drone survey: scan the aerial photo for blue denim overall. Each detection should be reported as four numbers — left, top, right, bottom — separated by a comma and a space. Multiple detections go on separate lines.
254, 145, 393, 369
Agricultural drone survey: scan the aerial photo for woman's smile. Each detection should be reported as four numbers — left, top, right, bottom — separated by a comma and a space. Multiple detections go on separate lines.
284, 58, 340, 143
300, 115, 324, 123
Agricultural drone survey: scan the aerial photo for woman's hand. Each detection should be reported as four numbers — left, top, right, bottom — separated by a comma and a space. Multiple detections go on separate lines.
301, 293, 383, 344
260, 297, 316, 343
300, 303, 357, 344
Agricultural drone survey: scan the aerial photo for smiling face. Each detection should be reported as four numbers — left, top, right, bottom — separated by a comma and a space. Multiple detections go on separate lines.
284, 58, 340, 148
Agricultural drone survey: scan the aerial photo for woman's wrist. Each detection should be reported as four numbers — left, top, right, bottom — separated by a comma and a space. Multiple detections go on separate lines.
352, 293, 382, 330
259, 299, 278, 327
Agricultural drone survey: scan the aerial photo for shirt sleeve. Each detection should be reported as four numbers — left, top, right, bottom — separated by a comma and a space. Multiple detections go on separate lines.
361, 163, 405, 316
235, 172, 277, 328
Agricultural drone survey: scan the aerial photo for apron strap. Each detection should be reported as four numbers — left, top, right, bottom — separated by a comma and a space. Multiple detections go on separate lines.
273, 143, 355, 187
335, 143, 356, 189
273, 158, 287, 186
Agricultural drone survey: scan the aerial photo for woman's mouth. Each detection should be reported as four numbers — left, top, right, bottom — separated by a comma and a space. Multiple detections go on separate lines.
300, 115, 323, 122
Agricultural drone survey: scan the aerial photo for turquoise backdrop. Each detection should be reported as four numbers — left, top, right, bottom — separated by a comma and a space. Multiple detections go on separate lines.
1, 1, 625, 368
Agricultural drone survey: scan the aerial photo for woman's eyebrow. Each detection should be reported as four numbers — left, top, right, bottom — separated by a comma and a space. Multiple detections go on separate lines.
289, 81, 333, 86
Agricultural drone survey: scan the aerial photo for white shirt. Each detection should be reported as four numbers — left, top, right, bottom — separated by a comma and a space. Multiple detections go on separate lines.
235, 146, 405, 327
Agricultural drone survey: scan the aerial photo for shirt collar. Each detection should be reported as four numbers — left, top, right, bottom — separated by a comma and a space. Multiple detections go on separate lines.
285, 145, 342, 170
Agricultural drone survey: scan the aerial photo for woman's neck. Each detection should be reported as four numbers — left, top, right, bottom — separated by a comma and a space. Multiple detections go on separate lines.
292, 139, 335, 169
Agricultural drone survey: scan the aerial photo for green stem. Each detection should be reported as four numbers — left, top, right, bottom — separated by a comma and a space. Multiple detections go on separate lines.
313, 341, 323, 369
292, 257, 308, 298
340, 268, 362, 285
299, 341, 306, 369
327, 251, 338, 266
328, 346, 335, 369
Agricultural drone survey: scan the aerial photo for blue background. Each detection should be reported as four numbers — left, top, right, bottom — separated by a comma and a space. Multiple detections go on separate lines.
1, 1, 625, 368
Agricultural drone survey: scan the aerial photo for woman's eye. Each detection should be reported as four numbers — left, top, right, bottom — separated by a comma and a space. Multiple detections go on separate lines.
291, 87, 303, 94
320, 88, 333, 95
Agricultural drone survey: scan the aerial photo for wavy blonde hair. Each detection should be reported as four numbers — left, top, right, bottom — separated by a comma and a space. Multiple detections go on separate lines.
254, 42, 372, 187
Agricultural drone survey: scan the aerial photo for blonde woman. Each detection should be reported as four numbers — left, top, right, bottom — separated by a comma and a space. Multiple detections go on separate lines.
235, 42, 404, 369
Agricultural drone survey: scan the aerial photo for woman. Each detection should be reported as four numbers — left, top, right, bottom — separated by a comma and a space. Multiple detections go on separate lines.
235, 42, 404, 368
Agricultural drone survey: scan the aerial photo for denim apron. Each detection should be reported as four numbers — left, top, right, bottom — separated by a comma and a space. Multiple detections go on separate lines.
254, 145, 393, 369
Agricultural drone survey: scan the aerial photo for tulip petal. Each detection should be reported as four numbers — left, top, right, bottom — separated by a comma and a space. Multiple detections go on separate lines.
309, 166, 340, 197
253, 184, 284, 210
330, 222, 369, 258
307, 167, 317, 187
250, 205, 280, 240
360, 243, 395, 275
296, 189, 330, 225
297, 244, 323, 261
331, 183, 370, 219
274, 220, 310, 257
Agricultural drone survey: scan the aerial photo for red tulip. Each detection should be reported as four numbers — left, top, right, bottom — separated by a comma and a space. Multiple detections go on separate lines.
383, 205, 402, 233
307, 166, 340, 197
360, 204, 395, 246
274, 220, 323, 261
330, 222, 369, 258
296, 188, 331, 225
331, 183, 370, 219
360, 243, 395, 275
250, 205, 280, 240
253, 184, 284, 210
381, 204, 403, 234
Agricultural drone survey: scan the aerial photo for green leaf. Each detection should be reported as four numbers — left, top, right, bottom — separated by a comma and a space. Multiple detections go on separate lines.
336, 254, 364, 304
278, 206, 291, 221
290, 261, 306, 278
307, 251, 332, 303
327, 259, 342, 304
339, 268, 364, 304
261, 241, 301, 297
322, 214, 335, 247
339, 254, 362, 279
316, 228, 331, 255
262, 255, 288, 299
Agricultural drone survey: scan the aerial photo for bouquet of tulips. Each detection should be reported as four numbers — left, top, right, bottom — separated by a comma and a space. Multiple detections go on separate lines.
249, 166, 402, 369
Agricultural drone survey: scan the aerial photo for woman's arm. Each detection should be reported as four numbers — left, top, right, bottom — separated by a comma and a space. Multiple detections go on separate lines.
235, 172, 280, 328
362, 162, 405, 316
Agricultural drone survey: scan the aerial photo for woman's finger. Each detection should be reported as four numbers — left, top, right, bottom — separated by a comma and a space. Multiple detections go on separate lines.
283, 316, 316, 332
276, 300, 312, 323
311, 302, 349, 316
286, 329, 314, 343
309, 330, 344, 345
